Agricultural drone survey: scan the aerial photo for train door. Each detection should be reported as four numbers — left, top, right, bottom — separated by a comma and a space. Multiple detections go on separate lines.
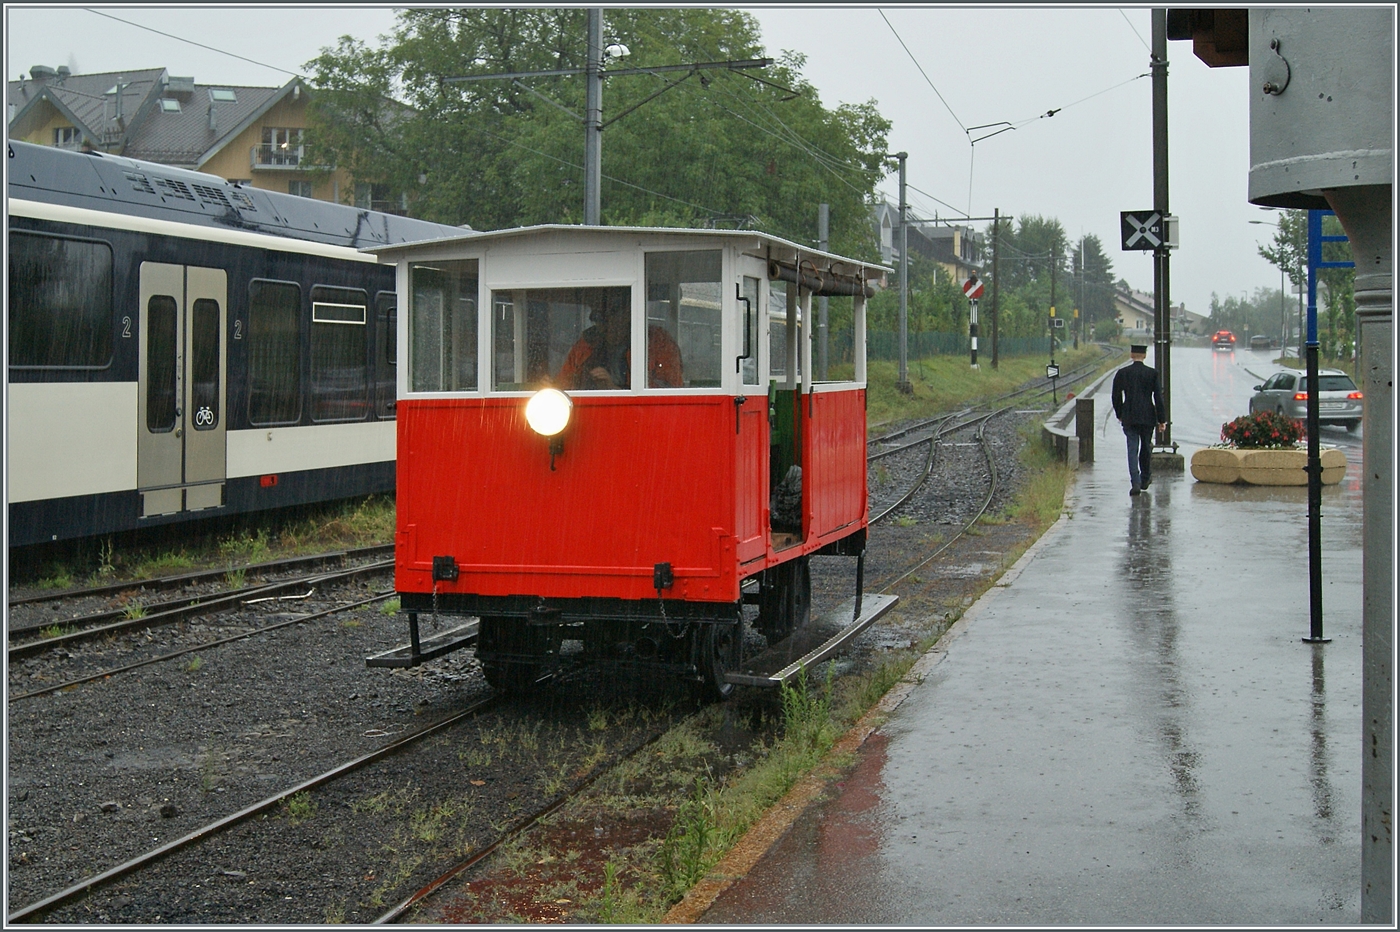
734, 263, 767, 564
138, 263, 228, 517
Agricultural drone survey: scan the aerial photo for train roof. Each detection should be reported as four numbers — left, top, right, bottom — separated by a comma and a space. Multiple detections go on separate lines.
362, 223, 893, 279
5, 139, 466, 250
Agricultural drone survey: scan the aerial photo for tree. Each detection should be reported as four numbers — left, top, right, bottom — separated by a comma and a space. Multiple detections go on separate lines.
1070, 234, 1115, 339
1257, 209, 1356, 361
304, 9, 890, 256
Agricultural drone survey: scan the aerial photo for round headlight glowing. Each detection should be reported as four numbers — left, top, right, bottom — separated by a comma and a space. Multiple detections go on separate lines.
525, 388, 572, 437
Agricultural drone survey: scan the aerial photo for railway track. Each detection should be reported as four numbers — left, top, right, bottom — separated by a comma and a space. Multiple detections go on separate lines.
8, 544, 395, 609
8, 557, 394, 659
7, 356, 1117, 924
6, 696, 499, 923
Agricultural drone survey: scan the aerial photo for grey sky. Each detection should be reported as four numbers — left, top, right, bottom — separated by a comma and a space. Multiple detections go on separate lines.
5, 5, 1282, 317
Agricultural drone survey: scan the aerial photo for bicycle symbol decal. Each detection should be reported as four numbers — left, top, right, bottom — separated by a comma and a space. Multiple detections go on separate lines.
194, 406, 216, 427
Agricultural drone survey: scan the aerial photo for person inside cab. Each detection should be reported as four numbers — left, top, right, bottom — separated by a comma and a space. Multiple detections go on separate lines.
557, 291, 682, 389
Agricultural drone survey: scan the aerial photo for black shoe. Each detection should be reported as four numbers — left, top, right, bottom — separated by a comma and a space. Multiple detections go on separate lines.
1140, 477, 1151, 490
1130, 483, 1141, 496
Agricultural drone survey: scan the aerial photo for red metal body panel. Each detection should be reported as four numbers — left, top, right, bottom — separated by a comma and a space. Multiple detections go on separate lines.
397, 396, 740, 602
804, 388, 868, 544
395, 387, 868, 607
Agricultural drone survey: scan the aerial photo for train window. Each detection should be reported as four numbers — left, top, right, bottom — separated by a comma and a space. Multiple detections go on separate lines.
375, 291, 397, 418
645, 250, 720, 388
190, 298, 221, 429
410, 260, 478, 392
815, 295, 856, 383
768, 280, 801, 382
146, 295, 178, 432
492, 286, 633, 391
311, 286, 370, 421
8, 232, 114, 368
740, 276, 761, 386
247, 280, 302, 425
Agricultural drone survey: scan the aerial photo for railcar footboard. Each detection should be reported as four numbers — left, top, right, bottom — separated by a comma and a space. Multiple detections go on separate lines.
365, 615, 479, 668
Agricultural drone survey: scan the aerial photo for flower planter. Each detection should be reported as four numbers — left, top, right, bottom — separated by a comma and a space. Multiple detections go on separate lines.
1190, 446, 1346, 485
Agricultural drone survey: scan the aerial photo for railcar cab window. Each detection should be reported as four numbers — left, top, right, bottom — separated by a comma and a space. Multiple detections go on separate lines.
740, 275, 761, 386
409, 259, 478, 392
8, 232, 114, 368
310, 286, 369, 421
768, 280, 801, 382
248, 280, 301, 424
492, 286, 637, 391
645, 249, 720, 388
817, 294, 857, 383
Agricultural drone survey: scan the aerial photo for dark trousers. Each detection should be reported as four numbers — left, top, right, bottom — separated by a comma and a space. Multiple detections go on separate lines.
1123, 424, 1154, 487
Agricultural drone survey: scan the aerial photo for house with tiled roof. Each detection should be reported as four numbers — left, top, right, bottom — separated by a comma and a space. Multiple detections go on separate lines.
7, 65, 402, 212
1113, 280, 1201, 335
873, 200, 984, 284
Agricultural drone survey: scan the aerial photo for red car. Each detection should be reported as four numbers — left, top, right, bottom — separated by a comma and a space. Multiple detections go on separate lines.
1212, 330, 1237, 351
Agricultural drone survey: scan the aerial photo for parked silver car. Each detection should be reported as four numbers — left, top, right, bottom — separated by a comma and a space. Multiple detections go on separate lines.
1249, 368, 1362, 431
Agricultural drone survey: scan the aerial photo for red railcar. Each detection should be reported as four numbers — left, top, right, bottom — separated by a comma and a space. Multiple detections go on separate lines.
366, 226, 888, 697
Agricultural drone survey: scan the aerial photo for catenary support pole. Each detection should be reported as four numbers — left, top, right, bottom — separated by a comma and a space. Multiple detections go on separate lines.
1151, 8, 1173, 448
818, 203, 830, 380
583, 8, 603, 226
991, 208, 1000, 368
896, 152, 911, 393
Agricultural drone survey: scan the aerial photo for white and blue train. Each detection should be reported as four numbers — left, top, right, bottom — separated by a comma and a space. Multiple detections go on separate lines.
6, 140, 463, 547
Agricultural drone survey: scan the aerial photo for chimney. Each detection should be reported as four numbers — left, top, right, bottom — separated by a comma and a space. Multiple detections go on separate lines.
29, 65, 57, 83
208, 101, 217, 132
55, 65, 70, 82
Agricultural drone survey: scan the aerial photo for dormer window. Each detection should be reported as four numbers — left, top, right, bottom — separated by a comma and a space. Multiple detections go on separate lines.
160, 98, 182, 112
209, 88, 236, 102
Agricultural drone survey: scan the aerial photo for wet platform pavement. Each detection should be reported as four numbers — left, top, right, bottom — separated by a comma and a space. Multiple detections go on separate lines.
700, 348, 1365, 925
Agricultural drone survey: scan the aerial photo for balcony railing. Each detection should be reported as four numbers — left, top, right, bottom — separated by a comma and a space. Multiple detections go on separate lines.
250, 143, 322, 170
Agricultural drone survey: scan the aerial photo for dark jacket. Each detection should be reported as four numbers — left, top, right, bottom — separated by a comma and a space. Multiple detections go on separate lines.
1112, 360, 1166, 426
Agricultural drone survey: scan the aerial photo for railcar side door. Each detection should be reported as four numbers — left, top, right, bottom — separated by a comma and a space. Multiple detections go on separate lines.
137, 263, 227, 517
734, 264, 768, 564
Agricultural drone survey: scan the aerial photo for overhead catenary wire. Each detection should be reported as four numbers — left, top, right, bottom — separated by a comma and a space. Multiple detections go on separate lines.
82, 8, 304, 79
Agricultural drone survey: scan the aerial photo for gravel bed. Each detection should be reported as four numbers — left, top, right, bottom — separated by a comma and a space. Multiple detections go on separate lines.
7, 404, 1056, 923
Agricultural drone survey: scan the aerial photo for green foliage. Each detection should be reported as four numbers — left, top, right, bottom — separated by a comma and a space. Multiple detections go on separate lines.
285, 792, 317, 823
658, 775, 718, 899
1256, 209, 1356, 359
304, 9, 889, 254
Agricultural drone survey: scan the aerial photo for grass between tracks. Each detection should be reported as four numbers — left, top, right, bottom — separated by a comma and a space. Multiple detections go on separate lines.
866, 344, 1109, 429
13, 495, 397, 591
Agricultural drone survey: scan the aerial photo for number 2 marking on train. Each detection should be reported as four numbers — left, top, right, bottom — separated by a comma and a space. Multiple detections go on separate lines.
122, 316, 132, 338
234, 319, 243, 340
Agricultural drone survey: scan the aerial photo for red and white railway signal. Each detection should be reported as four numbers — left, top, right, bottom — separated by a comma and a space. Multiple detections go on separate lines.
963, 275, 985, 300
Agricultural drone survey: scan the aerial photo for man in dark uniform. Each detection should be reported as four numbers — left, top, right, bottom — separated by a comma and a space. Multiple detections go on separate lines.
1111, 344, 1167, 496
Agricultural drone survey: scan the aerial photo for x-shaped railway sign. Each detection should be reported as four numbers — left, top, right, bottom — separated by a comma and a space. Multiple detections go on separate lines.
1121, 211, 1163, 250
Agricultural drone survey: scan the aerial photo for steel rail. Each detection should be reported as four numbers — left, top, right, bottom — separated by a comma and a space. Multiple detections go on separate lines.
9, 591, 394, 703
8, 544, 395, 607
877, 407, 1005, 594
5, 694, 499, 924
7, 560, 394, 659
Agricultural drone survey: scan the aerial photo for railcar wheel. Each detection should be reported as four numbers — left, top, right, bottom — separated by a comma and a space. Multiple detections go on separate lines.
477, 617, 546, 694
1345, 419, 1359, 432
757, 557, 811, 644
698, 621, 740, 702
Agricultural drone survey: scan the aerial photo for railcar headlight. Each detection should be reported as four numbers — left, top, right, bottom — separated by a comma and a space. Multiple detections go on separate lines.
525, 388, 572, 437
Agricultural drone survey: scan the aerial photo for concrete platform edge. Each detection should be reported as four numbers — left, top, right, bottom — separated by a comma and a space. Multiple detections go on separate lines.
662, 476, 1081, 924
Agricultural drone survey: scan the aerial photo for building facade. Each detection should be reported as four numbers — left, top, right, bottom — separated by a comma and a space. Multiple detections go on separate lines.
7, 66, 394, 211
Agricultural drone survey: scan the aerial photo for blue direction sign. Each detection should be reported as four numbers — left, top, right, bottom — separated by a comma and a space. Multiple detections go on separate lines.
1121, 210, 1163, 250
